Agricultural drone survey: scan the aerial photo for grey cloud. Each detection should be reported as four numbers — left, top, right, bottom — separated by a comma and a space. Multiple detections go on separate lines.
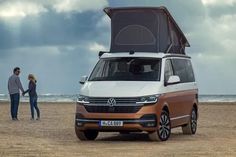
206, 5, 236, 18
0, 11, 107, 49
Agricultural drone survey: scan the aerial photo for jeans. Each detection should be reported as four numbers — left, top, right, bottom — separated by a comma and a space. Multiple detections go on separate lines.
10, 93, 20, 119
30, 96, 40, 119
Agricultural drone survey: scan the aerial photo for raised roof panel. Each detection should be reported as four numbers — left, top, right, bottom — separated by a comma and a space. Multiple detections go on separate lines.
104, 7, 190, 54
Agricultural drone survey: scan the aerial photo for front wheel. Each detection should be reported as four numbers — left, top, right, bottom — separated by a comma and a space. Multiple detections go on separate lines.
149, 111, 171, 141
182, 108, 197, 134
75, 129, 99, 141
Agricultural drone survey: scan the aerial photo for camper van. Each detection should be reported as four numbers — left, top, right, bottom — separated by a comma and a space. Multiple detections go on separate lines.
75, 7, 198, 141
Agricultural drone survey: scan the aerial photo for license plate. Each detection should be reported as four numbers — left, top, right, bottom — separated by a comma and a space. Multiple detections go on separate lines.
99, 120, 123, 127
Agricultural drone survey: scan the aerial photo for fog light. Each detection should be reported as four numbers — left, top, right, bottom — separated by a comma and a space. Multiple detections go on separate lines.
146, 122, 156, 127
77, 122, 83, 126
140, 114, 157, 127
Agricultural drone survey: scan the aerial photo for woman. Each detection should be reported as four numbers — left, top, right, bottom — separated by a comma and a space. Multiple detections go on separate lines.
23, 74, 40, 120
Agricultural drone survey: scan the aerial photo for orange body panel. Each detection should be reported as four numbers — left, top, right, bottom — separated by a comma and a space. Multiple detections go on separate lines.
75, 89, 198, 132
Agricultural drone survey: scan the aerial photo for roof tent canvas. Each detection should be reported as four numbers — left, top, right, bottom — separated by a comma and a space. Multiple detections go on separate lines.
104, 7, 190, 54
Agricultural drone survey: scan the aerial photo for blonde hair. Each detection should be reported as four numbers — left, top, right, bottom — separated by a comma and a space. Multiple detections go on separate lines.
28, 74, 37, 83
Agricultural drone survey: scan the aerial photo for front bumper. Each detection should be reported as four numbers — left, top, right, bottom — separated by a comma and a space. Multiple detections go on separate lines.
75, 114, 158, 132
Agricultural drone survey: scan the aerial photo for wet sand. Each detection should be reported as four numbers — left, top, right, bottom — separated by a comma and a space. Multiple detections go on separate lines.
0, 102, 235, 157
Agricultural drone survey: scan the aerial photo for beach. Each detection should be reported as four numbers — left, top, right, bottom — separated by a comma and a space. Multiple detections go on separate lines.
0, 102, 235, 157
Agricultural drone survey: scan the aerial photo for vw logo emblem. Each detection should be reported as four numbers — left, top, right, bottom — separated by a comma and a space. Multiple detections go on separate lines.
107, 98, 116, 107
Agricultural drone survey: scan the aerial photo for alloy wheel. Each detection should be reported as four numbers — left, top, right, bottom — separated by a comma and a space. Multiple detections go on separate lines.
191, 109, 197, 134
158, 111, 171, 140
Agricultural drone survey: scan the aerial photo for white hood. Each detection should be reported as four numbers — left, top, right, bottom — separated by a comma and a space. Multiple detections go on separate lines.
80, 81, 162, 97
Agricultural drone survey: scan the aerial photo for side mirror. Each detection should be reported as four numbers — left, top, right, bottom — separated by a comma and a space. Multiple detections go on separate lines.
98, 51, 108, 58
166, 75, 180, 85
79, 76, 88, 84
98, 51, 104, 58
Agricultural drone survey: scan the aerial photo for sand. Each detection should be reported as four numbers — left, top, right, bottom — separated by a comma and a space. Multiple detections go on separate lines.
0, 102, 235, 157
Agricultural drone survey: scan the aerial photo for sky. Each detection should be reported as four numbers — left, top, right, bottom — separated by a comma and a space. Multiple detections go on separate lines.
0, 0, 236, 95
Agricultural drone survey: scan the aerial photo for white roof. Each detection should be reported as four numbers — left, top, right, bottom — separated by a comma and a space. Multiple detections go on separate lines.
101, 52, 189, 59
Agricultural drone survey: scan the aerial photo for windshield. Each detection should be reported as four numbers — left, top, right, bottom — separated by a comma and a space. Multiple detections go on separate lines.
89, 57, 161, 81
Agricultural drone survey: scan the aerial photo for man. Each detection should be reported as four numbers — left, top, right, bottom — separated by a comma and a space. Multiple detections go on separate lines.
8, 67, 24, 120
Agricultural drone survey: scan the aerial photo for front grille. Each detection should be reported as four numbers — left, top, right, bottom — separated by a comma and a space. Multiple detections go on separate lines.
84, 97, 142, 113
88, 97, 138, 104
84, 105, 142, 113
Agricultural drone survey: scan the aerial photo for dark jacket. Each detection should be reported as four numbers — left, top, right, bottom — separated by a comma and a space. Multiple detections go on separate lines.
24, 80, 37, 97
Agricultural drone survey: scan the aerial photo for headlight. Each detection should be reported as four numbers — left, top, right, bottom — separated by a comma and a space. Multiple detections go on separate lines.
77, 95, 90, 104
136, 95, 159, 105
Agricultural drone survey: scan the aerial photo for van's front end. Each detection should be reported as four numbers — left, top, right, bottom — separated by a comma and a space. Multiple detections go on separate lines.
75, 52, 165, 140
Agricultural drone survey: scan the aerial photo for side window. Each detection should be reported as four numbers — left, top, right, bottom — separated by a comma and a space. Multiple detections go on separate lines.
172, 59, 187, 83
164, 59, 173, 83
186, 60, 195, 82
171, 59, 195, 83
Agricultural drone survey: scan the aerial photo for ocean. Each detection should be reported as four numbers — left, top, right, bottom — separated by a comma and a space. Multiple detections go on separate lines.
0, 94, 236, 103
0, 94, 75, 103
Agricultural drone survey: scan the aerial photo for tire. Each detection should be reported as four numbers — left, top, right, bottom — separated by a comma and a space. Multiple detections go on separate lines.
149, 111, 171, 141
75, 128, 98, 141
182, 108, 197, 135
